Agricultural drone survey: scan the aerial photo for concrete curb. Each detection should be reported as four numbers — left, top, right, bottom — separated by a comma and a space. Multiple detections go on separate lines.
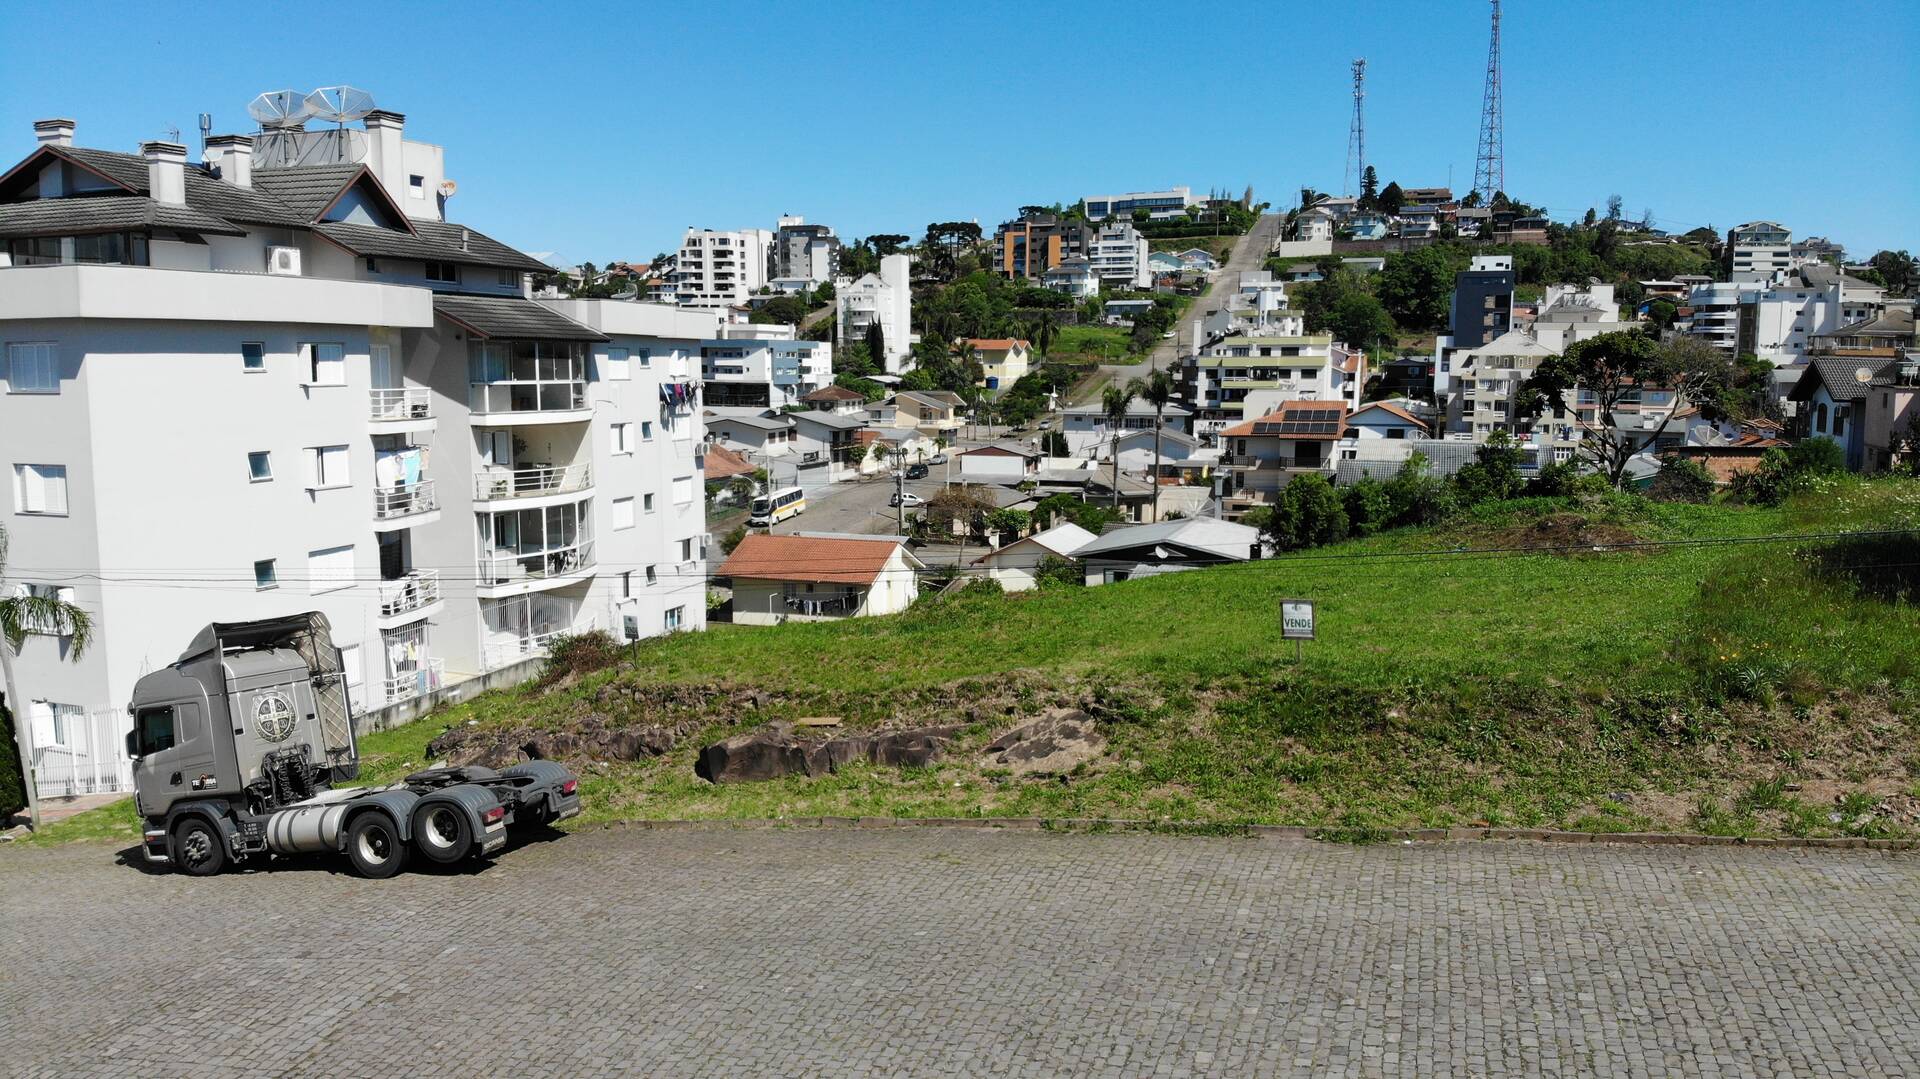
599, 816, 1920, 851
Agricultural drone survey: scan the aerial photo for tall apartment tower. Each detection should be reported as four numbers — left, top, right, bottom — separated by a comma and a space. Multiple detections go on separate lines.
668, 227, 774, 308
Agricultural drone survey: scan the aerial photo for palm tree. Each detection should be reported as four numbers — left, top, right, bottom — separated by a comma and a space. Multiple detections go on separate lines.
1, 525, 93, 830
1137, 368, 1178, 521
1101, 380, 1142, 511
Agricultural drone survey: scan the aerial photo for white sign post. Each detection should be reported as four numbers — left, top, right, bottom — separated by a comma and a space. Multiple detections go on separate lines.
1280, 599, 1315, 662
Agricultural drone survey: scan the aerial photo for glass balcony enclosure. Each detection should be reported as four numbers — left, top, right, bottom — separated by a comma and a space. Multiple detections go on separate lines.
468, 340, 588, 417
476, 499, 594, 586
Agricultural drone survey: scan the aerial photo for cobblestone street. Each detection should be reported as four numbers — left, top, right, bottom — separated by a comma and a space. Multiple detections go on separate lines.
3, 827, 1917, 1077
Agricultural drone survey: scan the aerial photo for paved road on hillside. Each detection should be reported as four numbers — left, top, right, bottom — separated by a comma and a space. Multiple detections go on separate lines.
5, 828, 1917, 1077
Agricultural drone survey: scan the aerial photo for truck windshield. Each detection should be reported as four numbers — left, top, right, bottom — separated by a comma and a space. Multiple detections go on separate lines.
135, 706, 176, 755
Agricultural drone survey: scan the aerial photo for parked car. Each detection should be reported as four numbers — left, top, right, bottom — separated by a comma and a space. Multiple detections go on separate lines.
929, 452, 949, 465
1161, 331, 1175, 340
905, 463, 930, 479
1038, 420, 1053, 430
889, 491, 925, 508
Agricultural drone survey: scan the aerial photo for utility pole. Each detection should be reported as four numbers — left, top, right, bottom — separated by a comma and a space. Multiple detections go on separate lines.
893, 448, 907, 536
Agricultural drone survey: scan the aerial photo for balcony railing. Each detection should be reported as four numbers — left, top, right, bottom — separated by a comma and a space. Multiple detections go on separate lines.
369, 387, 433, 422
373, 480, 438, 521
378, 570, 441, 618
473, 463, 592, 502
477, 540, 595, 587
381, 658, 445, 705
483, 620, 595, 671
468, 380, 588, 417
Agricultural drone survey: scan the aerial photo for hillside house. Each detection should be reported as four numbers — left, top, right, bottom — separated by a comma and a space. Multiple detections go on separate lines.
720, 533, 923, 625
971, 522, 1096, 592
1074, 518, 1263, 585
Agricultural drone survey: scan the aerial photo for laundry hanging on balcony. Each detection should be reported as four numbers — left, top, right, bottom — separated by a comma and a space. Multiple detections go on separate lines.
659, 381, 696, 411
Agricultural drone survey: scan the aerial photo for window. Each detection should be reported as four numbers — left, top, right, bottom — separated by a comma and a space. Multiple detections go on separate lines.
636, 347, 652, 368
6, 343, 58, 393
408, 174, 425, 199
612, 496, 636, 530
247, 451, 272, 482
305, 445, 350, 488
134, 705, 176, 756
241, 342, 266, 372
612, 422, 633, 455
679, 538, 694, 561
308, 545, 354, 595
641, 420, 655, 441
12, 464, 68, 515
498, 268, 519, 287
1834, 406, 1846, 439
254, 559, 278, 590
365, 257, 382, 274
605, 347, 630, 381
664, 606, 685, 631
643, 492, 655, 513
672, 476, 694, 505
645, 564, 657, 585
303, 342, 345, 385
425, 261, 459, 283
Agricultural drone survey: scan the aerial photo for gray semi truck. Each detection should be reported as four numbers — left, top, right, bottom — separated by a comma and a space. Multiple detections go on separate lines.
127, 613, 579, 878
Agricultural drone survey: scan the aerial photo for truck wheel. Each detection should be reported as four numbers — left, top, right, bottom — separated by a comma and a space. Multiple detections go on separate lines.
345, 813, 410, 879
410, 802, 473, 864
172, 818, 226, 877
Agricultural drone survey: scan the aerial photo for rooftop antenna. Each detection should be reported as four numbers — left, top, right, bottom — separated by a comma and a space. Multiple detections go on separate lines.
197, 114, 212, 157
1343, 59, 1367, 197
1473, 0, 1505, 202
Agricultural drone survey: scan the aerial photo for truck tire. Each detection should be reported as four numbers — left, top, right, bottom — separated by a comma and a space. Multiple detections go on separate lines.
410, 802, 473, 864
345, 812, 410, 879
172, 817, 226, 877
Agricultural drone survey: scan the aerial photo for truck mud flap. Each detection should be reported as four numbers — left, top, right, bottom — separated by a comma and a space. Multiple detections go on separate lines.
142, 828, 173, 865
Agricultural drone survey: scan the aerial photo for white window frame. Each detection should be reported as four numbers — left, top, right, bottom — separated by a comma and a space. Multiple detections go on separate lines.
605, 346, 631, 381
664, 606, 684, 631
641, 420, 655, 441
241, 341, 266, 373
254, 558, 278, 590
307, 545, 355, 595
679, 538, 694, 561
302, 342, 346, 386
5, 342, 59, 393
611, 422, 633, 455
671, 475, 694, 505
247, 451, 273, 482
612, 496, 636, 530
643, 492, 655, 513
12, 463, 68, 516
408, 173, 426, 199
304, 445, 351, 490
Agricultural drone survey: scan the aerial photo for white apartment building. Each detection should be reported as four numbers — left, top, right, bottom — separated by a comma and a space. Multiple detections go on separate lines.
0, 110, 712, 795
700, 333, 833, 414
668, 227, 772, 308
1726, 220, 1796, 283
770, 215, 838, 291
1181, 307, 1347, 441
1683, 265, 1885, 365
1083, 186, 1198, 221
1087, 222, 1151, 288
835, 253, 913, 373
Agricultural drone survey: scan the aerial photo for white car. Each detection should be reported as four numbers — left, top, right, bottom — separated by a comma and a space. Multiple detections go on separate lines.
888, 491, 925, 508
929, 452, 949, 465
1161, 331, 1175, 340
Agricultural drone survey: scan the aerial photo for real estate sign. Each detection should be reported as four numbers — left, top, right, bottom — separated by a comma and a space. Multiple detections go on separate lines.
1280, 600, 1315, 640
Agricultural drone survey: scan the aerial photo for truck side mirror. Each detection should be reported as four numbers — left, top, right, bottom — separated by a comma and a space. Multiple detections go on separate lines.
125, 731, 140, 760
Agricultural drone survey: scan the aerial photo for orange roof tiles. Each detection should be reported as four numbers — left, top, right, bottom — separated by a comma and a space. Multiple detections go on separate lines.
719, 533, 903, 586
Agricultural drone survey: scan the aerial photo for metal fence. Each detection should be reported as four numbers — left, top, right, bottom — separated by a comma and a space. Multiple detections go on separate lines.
30, 708, 135, 798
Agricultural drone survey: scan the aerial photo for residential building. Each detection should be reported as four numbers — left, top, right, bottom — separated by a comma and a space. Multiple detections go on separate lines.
0, 110, 711, 793
699, 335, 832, 413
1147, 251, 1184, 278
1217, 402, 1346, 517
1087, 221, 1151, 288
1345, 214, 1390, 241
882, 390, 968, 434
1725, 220, 1795, 283
1788, 356, 1887, 471
1401, 187, 1453, 207
971, 522, 1095, 591
770, 215, 839, 290
789, 409, 870, 482
1791, 236, 1846, 264
720, 533, 923, 624
993, 211, 1090, 280
835, 252, 913, 373
1443, 329, 1569, 448
1181, 308, 1343, 440
957, 444, 1042, 482
1796, 307, 1917, 470
801, 384, 869, 416
1394, 204, 1442, 239
667, 227, 772, 308
1345, 401, 1430, 440
1178, 248, 1219, 273
965, 338, 1031, 386
1061, 398, 1195, 456
1083, 186, 1197, 221
1041, 257, 1099, 298
1074, 517, 1262, 585
1292, 206, 1337, 243
1682, 265, 1886, 366
1448, 255, 1516, 351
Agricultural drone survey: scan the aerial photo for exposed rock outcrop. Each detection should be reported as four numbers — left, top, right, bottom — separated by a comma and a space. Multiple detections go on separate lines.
985, 710, 1106, 776
694, 723, 966, 784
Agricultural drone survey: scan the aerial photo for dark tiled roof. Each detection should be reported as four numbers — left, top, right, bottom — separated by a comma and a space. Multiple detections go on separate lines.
251, 164, 376, 221
52, 146, 148, 189
0, 195, 246, 238
1791, 357, 1897, 402
432, 294, 606, 341
315, 219, 550, 272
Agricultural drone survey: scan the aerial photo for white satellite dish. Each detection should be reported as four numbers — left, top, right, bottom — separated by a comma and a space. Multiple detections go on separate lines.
438, 179, 458, 199
247, 90, 315, 130
1855, 367, 1876, 383
304, 86, 377, 124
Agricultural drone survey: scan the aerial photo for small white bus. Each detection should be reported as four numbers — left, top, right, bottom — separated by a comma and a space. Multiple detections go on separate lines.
749, 486, 806, 526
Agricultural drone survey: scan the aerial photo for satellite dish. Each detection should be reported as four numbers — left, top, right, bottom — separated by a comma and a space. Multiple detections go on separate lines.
438, 179, 458, 199
1855, 367, 1876, 383
247, 90, 315, 130
304, 86, 376, 124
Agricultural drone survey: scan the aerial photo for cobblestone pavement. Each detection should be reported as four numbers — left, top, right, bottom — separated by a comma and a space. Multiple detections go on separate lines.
3, 827, 1918, 1077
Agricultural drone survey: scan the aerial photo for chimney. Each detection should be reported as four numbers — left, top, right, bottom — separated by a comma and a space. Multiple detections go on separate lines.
203, 134, 253, 188
141, 141, 187, 205
362, 109, 407, 207
33, 119, 75, 147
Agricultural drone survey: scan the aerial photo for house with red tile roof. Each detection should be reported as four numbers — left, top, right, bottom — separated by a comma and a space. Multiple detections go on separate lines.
963, 338, 1032, 386
718, 533, 924, 624
1217, 402, 1348, 521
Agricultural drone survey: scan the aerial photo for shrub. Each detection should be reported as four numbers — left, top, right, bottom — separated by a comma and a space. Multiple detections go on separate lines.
1383, 453, 1455, 527
1270, 473, 1349, 550
1528, 459, 1584, 498
1034, 555, 1083, 589
540, 629, 623, 685
1451, 434, 1525, 506
1341, 476, 1393, 536
1786, 436, 1846, 476
720, 524, 750, 554
0, 699, 25, 818
1650, 455, 1715, 503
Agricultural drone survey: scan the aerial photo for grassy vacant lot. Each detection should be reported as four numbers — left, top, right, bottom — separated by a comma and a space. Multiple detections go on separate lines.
1047, 324, 1133, 365
25, 480, 1920, 847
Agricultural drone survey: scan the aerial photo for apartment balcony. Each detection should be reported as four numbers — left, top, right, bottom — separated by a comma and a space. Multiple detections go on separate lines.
372, 479, 440, 530
473, 464, 593, 506
376, 569, 443, 627
380, 658, 446, 705
476, 539, 596, 597
468, 379, 590, 424
368, 387, 434, 431
483, 621, 594, 672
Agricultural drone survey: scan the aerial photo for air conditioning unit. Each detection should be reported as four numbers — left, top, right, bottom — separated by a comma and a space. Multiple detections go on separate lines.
267, 246, 302, 276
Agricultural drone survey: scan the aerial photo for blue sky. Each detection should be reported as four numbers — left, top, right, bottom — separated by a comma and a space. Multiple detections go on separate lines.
3, 0, 1916, 264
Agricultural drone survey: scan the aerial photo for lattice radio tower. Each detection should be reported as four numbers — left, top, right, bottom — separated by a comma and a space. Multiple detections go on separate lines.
1472, 0, 1505, 202
1343, 58, 1367, 197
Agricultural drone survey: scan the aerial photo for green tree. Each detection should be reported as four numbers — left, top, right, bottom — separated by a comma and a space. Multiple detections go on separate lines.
1357, 166, 1379, 211
986, 508, 1031, 540
1034, 554, 1083, 588
1650, 455, 1715, 503
864, 319, 887, 372
1375, 246, 1462, 330
749, 294, 809, 326
1136, 368, 1177, 521
1867, 250, 1916, 296
1041, 430, 1068, 456
1646, 299, 1679, 333
1786, 436, 1846, 475
1450, 431, 1526, 506
1102, 380, 1141, 510
1383, 452, 1455, 526
1270, 473, 1349, 550
1376, 181, 1405, 216
1521, 331, 1735, 489
1331, 292, 1396, 351
2, 525, 94, 827
1341, 476, 1393, 536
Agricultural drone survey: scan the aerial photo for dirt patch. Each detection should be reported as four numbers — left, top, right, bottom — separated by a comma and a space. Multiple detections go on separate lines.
1481, 513, 1641, 553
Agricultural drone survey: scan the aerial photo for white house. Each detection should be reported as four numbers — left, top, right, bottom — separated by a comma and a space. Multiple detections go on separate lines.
957, 444, 1041, 482
699, 335, 833, 414
1087, 222, 1151, 288
1061, 398, 1195, 456
667, 227, 773, 308
1074, 518, 1262, 585
1083, 186, 1198, 221
720, 533, 923, 624
1041, 257, 1098, 299
835, 252, 913, 373
972, 522, 1095, 591
0, 108, 712, 798
1344, 400, 1430, 440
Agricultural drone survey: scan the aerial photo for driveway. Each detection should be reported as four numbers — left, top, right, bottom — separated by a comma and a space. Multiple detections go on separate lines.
3, 828, 1916, 1076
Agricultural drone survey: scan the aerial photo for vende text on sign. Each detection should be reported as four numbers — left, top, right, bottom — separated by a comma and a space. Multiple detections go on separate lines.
1280, 599, 1315, 640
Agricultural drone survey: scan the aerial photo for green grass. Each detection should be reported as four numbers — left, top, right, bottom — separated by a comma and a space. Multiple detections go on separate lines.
1049, 324, 1133, 364
22, 481, 1920, 845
